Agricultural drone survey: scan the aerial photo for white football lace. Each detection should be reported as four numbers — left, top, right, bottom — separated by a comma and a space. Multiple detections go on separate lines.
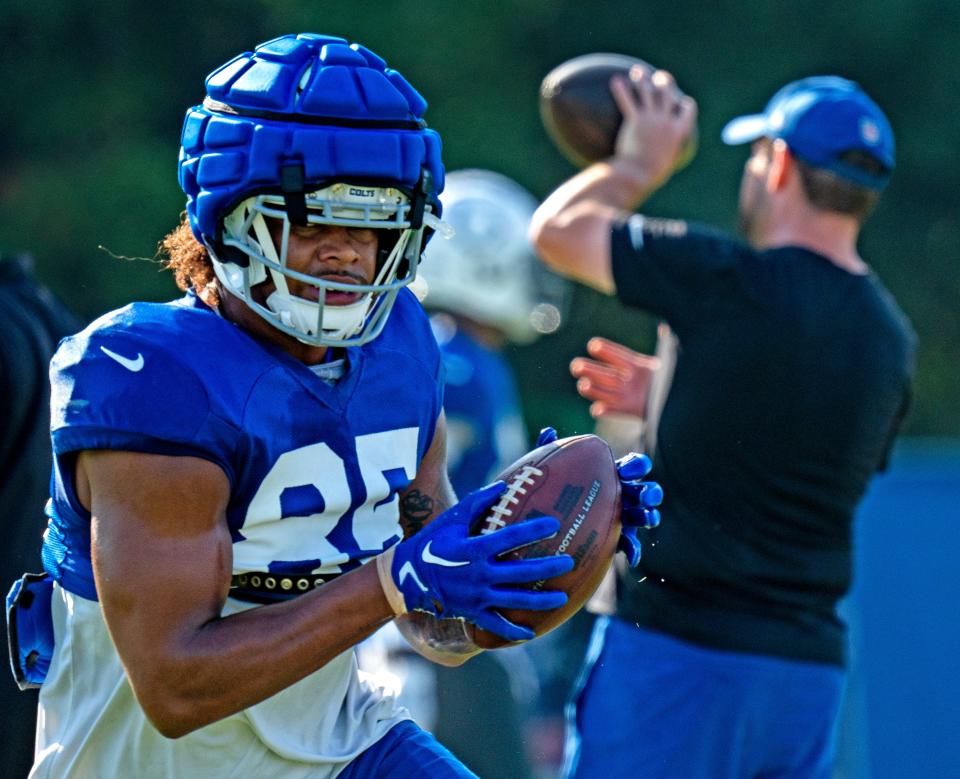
480, 465, 544, 535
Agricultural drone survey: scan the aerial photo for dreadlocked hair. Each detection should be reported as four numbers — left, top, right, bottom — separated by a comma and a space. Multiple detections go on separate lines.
160, 214, 219, 306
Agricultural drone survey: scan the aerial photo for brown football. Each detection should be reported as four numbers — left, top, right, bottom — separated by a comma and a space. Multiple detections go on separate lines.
467, 434, 622, 650
538, 52, 697, 170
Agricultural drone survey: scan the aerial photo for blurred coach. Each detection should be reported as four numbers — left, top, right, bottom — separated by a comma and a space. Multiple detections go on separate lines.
530, 72, 915, 779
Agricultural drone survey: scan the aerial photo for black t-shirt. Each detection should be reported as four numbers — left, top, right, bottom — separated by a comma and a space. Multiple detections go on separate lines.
610, 217, 915, 666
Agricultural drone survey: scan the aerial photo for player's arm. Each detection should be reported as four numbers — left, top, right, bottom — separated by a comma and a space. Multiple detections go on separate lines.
392, 413, 483, 667
530, 69, 696, 294
80, 448, 397, 739
396, 410, 458, 538
83, 439, 568, 736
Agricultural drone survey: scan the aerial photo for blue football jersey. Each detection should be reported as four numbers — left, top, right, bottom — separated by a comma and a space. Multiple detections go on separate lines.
431, 317, 527, 499
42, 290, 443, 601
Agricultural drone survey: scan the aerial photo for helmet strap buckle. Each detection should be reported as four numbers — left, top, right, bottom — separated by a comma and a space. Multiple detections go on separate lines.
409, 168, 433, 230
280, 162, 309, 226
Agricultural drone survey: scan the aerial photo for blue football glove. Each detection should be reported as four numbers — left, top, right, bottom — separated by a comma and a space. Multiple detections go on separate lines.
535, 427, 559, 448
537, 427, 662, 567
615, 452, 662, 566
380, 481, 575, 642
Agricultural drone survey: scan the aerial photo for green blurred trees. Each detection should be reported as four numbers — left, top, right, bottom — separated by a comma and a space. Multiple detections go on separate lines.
1, 1, 956, 435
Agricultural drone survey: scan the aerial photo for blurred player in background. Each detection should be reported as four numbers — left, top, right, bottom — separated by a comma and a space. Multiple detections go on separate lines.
420, 169, 567, 497
8, 34, 582, 779
531, 71, 915, 779
0, 253, 80, 778
360, 169, 568, 779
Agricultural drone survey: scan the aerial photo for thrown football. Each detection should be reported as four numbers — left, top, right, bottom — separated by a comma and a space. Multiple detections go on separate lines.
539, 52, 697, 170
468, 434, 621, 649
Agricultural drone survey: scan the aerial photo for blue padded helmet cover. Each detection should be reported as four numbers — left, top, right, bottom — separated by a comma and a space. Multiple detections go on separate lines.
178, 33, 445, 246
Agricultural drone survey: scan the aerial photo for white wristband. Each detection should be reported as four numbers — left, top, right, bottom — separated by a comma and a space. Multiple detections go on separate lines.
376, 546, 408, 616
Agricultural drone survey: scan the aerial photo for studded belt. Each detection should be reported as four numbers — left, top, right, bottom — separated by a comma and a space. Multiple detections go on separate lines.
230, 572, 340, 603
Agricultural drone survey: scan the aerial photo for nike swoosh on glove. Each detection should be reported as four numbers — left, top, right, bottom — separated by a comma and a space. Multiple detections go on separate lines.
537, 427, 662, 567
377, 482, 575, 642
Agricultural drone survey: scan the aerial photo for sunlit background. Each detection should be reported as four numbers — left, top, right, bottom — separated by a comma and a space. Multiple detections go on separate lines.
1, 3, 957, 777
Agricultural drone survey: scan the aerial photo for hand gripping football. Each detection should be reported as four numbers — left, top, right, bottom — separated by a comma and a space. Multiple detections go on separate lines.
539, 52, 698, 170
468, 434, 622, 649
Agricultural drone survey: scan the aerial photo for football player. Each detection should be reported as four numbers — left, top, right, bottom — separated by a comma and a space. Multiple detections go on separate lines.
15, 34, 582, 779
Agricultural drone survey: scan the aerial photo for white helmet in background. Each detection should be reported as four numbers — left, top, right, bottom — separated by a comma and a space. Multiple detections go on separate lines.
419, 169, 567, 344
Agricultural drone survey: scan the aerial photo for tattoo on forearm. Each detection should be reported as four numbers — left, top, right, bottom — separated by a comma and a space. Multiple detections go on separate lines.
399, 490, 448, 536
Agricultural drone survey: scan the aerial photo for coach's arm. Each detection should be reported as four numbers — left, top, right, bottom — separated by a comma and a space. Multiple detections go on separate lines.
530, 69, 696, 292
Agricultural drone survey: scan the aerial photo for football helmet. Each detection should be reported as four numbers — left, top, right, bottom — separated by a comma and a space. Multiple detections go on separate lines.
418, 170, 567, 344
177, 33, 446, 347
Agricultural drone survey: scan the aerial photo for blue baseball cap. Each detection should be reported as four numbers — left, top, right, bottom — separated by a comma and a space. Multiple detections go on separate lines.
721, 76, 894, 190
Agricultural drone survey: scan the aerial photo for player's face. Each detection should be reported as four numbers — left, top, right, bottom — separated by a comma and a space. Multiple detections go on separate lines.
265, 220, 379, 305
737, 139, 773, 246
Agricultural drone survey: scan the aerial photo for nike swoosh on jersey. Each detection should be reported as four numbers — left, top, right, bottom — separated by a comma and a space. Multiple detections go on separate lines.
398, 561, 428, 592
421, 541, 469, 567
100, 345, 144, 372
